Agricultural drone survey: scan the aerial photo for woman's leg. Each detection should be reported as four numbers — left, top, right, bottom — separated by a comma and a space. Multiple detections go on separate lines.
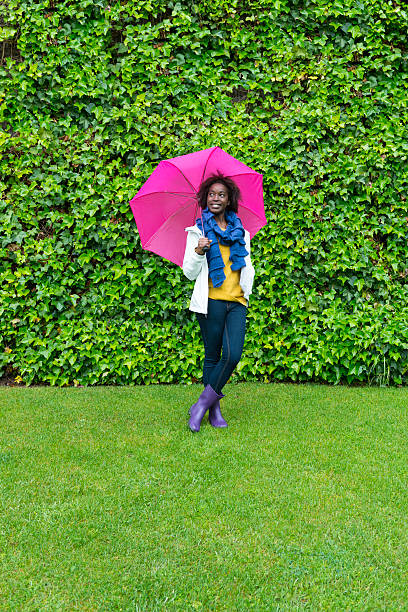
190, 300, 246, 432
196, 299, 228, 386
208, 302, 247, 394
189, 300, 227, 432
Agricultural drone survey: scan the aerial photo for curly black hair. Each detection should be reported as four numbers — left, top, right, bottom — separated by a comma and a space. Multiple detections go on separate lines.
197, 173, 241, 213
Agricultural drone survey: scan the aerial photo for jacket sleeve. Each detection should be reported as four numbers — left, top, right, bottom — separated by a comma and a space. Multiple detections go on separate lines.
242, 231, 255, 296
182, 229, 206, 281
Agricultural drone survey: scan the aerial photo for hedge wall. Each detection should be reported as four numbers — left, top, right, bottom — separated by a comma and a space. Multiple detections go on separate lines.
1, 0, 408, 385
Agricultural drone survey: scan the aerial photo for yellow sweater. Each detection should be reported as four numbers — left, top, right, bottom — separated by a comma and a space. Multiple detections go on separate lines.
208, 244, 247, 306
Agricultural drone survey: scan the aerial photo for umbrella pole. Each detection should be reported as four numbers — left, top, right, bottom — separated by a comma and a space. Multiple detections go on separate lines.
199, 206, 210, 253
193, 198, 206, 237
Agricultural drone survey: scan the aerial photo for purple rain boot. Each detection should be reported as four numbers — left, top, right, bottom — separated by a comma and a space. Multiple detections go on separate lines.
188, 385, 224, 433
208, 399, 228, 428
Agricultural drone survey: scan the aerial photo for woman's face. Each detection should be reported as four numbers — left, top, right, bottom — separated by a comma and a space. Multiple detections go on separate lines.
206, 182, 229, 216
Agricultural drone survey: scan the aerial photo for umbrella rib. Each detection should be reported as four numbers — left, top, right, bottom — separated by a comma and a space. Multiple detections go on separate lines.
131, 191, 197, 202
237, 203, 266, 219
199, 146, 218, 186
164, 161, 198, 194
144, 200, 193, 249
166, 191, 197, 197
226, 171, 262, 178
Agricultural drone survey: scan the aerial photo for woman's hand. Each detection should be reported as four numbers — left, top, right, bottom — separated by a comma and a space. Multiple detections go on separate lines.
195, 237, 212, 255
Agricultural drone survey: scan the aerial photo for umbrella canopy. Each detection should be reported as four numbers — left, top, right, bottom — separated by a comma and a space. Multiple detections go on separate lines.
129, 146, 265, 267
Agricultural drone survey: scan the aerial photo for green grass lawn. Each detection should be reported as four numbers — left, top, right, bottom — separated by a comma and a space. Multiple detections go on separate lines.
1, 383, 408, 611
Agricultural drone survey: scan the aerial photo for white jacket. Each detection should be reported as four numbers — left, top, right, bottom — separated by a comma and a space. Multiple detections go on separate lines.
182, 224, 255, 314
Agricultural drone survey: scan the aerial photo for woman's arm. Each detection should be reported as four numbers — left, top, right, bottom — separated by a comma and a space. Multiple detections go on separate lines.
182, 230, 207, 281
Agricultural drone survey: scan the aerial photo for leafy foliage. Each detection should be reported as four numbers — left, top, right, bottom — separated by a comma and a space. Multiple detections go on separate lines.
1, 0, 408, 385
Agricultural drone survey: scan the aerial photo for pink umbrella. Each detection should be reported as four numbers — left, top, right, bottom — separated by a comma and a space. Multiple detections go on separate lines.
129, 146, 265, 267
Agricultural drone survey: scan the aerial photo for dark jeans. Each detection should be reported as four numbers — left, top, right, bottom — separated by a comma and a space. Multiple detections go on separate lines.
196, 299, 247, 394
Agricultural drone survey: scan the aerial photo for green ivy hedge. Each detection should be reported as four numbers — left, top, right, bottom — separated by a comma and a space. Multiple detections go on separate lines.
1, 0, 408, 385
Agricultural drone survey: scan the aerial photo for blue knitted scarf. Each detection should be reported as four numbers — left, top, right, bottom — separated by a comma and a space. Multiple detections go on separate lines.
196, 208, 248, 288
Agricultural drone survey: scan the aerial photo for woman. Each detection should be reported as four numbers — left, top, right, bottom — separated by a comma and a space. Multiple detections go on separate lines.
183, 174, 255, 432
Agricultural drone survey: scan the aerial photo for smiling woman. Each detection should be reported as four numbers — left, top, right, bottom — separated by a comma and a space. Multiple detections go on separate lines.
182, 174, 255, 432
